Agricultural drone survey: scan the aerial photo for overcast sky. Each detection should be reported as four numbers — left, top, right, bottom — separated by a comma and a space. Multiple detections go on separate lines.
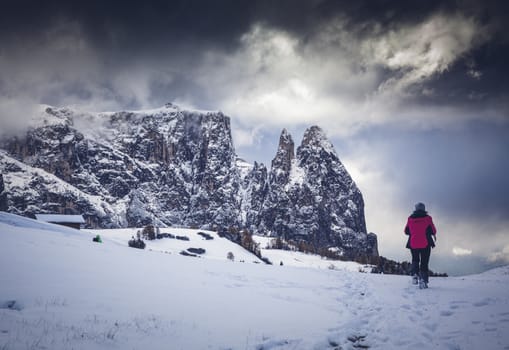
1, 0, 508, 275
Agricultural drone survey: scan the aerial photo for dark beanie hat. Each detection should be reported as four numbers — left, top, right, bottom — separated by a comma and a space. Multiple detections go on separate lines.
415, 202, 426, 211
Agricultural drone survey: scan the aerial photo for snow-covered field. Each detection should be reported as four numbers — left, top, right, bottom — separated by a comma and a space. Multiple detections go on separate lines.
88, 227, 264, 264
253, 235, 369, 272
1, 212, 508, 350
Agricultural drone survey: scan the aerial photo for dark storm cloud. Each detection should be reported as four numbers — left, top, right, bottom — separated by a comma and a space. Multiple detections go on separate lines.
416, 39, 509, 114
2, 0, 508, 112
0, 0, 252, 52
1, 0, 507, 144
2, 0, 505, 51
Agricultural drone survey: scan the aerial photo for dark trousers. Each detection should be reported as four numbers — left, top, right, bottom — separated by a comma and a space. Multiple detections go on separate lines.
411, 247, 431, 282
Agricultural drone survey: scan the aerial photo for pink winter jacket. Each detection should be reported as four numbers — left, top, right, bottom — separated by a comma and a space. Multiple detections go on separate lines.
405, 213, 437, 249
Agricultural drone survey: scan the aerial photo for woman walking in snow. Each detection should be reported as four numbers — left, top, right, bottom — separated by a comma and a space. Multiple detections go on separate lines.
405, 202, 437, 288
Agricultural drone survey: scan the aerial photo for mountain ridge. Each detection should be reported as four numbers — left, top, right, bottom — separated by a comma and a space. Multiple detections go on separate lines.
0, 103, 378, 259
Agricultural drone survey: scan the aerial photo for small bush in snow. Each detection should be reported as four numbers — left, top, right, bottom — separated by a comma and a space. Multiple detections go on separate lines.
128, 238, 146, 249
142, 225, 156, 240
227, 252, 235, 261
187, 248, 206, 255
197, 232, 214, 240
180, 250, 197, 257
260, 257, 272, 265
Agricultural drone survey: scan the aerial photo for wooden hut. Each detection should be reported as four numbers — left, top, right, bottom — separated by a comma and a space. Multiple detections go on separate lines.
35, 214, 85, 230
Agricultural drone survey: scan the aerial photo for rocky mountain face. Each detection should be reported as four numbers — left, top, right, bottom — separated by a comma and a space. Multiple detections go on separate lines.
0, 104, 378, 258
249, 127, 377, 258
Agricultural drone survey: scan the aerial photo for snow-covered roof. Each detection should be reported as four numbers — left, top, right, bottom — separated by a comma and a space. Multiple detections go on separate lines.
35, 214, 85, 224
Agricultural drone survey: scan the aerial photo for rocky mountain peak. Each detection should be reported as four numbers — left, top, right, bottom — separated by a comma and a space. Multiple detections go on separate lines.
302, 125, 324, 142
252, 124, 376, 258
299, 125, 336, 154
271, 128, 295, 172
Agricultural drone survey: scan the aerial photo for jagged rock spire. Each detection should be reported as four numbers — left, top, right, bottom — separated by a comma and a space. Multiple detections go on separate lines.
254, 124, 375, 258
271, 128, 295, 172
301, 125, 325, 147
297, 125, 366, 235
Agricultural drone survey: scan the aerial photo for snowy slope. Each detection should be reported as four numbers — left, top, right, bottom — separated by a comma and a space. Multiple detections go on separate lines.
89, 227, 263, 263
90, 228, 366, 269
1, 212, 508, 350
253, 235, 368, 272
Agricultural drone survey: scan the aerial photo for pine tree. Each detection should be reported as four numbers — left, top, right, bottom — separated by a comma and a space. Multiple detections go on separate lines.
143, 225, 155, 240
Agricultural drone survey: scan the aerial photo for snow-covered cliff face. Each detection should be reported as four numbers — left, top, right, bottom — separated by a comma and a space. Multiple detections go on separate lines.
0, 104, 240, 229
0, 104, 377, 257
